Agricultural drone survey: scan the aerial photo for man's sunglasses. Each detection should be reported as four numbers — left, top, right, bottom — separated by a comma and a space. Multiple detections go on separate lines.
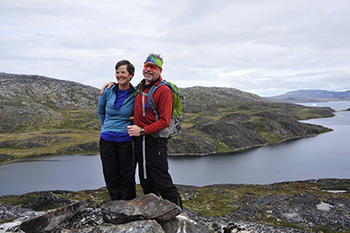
144, 63, 159, 71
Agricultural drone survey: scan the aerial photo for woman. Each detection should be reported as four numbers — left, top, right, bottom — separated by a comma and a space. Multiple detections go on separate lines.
98, 60, 136, 200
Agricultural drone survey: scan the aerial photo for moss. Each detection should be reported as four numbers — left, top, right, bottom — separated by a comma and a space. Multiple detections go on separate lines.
183, 187, 239, 217
313, 226, 341, 233
0, 194, 42, 207
258, 131, 281, 143
274, 220, 306, 231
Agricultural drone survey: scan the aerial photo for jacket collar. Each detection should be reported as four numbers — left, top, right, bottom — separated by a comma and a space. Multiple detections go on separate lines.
113, 83, 135, 96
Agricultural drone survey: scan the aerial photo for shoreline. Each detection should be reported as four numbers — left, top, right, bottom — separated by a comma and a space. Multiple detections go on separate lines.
0, 130, 333, 165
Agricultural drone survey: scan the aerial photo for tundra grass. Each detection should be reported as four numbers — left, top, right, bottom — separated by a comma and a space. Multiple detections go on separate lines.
0, 128, 100, 164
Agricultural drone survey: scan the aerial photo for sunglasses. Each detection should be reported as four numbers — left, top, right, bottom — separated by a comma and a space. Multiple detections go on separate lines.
144, 63, 159, 71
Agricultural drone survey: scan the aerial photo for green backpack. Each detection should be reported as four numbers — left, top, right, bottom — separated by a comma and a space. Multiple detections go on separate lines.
136, 80, 183, 138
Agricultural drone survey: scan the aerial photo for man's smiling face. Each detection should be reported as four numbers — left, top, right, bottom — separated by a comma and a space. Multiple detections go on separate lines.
143, 62, 162, 84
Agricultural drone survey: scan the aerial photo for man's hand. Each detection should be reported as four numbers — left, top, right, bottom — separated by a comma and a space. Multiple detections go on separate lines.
100, 82, 117, 95
127, 125, 141, 136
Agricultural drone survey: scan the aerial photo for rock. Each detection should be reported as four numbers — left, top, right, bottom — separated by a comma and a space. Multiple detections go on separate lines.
20, 200, 89, 233
67, 142, 98, 152
62, 220, 165, 233
20, 191, 73, 211
0, 154, 15, 161
316, 201, 333, 211
161, 212, 214, 233
59, 207, 104, 230
101, 193, 182, 224
0, 203, 44, 232
93, 220, 164, 233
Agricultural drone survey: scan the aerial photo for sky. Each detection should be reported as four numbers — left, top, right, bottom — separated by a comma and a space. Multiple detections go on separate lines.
1, 0, 350, 96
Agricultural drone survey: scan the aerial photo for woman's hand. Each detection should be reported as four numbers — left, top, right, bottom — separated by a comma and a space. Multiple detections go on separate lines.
127, 125, 141, 136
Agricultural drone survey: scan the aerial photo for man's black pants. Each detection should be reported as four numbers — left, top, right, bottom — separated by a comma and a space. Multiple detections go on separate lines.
134, 135, 182, 209
99, 138, 136, 200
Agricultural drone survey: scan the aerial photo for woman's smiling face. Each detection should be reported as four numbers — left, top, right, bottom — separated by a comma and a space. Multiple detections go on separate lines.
116, 64, 133, 86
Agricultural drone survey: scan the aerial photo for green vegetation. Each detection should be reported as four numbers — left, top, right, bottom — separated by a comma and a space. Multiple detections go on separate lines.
182, 186, 239, 216
0, 128, 100, 164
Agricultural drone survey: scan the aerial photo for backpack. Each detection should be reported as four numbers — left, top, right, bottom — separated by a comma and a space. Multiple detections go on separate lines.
136, 80, 183, 138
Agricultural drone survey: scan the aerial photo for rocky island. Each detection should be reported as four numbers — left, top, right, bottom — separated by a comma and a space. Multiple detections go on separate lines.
0, 72, 334, 164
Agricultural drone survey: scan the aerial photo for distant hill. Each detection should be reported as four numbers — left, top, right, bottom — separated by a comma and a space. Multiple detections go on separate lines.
0, 72, 100, 132
0, 72, 335, 163
267, 89, 350, 103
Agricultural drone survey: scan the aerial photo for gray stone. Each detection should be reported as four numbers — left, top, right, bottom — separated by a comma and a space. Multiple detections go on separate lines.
0, 153, 15, 161
0, 203, 44, 233
61, 221, 164, 233
20, 200, 89, 233
93, 221, 164, 233
161, 212, 214, 233
101, 193, 182, 224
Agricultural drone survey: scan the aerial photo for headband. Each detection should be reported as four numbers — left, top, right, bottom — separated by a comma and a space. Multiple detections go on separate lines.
144, 56, 163, 68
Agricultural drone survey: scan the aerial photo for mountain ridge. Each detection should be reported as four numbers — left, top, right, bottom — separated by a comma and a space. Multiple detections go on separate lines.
267, 89, 350, 103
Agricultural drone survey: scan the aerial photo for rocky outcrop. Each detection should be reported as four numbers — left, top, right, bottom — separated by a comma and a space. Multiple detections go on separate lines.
1, 179, 349, 232
0, 136, 71, 149
67, 142, 99, 152
101, 194, 182, 224
0, 194, 212, 233
20, 200, 90, 233
0, 154, 15, 162
0, 72, 100, 132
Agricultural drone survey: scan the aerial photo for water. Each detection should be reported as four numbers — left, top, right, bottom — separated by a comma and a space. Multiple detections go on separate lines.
1, 101, 349, 195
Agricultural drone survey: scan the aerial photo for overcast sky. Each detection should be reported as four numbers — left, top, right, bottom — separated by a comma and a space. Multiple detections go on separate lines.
1, 0, 350, 96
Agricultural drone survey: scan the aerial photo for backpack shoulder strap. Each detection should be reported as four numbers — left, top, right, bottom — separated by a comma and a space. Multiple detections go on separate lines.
134, 80, 146, 97
146, 81, 168, 119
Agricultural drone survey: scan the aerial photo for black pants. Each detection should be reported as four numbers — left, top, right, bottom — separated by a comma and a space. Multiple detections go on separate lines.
134, 135, 182, 209
99, 138, 136, 200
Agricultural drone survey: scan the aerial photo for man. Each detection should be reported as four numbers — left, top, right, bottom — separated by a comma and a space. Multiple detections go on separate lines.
127, 54, 182, 209
103, 54, 182, 208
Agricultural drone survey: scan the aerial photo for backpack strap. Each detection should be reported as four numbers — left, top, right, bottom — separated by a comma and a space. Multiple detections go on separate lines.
146, 80, 167, 120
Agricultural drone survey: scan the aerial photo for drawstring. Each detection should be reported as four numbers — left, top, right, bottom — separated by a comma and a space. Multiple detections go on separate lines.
142, 135, 147, 179
142, 92, 148, 117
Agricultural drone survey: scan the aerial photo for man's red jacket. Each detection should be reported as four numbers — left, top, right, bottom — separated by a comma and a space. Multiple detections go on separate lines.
134, 76, 173, 135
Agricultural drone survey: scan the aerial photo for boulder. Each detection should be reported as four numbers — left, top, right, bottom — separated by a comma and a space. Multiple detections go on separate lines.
161, 212, 214, 233
101, 193, 182, 224
0, 203, 44, 232
20, 200, 89, 233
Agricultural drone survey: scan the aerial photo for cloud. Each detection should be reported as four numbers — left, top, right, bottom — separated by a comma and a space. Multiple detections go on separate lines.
1, 0, 350, 96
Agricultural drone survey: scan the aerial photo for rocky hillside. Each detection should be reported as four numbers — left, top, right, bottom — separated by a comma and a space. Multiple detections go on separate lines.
0, 73, 335, 163
170, 87, 334, 155
267, 89, 350, 103
0, 72, 100, 132
0, 179, 349, 232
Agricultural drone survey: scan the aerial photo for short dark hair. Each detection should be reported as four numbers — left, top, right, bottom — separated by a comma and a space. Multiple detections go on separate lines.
115, 60, 135, 75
